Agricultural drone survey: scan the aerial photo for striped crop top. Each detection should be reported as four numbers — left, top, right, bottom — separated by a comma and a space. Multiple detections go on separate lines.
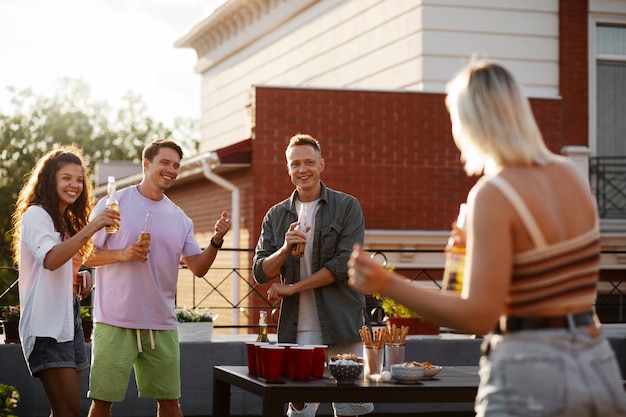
488, 176, 600, 315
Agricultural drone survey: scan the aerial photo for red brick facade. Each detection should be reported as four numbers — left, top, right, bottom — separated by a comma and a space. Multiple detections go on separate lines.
250, 88, 567, 242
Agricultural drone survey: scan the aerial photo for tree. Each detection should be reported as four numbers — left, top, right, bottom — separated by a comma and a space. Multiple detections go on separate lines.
0, 79, 198, 305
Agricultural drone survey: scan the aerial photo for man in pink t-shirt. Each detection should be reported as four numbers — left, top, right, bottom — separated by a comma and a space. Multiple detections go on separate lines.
86, 139, 231, 417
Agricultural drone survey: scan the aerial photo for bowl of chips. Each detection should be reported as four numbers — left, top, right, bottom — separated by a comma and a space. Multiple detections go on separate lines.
390, 362, 426, 383
328, 353, 364, 384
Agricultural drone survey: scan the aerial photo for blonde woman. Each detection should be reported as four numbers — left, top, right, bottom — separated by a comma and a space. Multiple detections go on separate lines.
348, 61, 626, 416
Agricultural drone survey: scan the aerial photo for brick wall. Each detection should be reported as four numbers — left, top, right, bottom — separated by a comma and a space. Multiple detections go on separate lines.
559, 0, 589, 147
167, 169, 254, 238
250, 87, 565, 247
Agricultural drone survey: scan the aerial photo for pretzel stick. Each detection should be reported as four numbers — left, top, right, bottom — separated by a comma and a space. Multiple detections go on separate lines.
362, 326, 373, 348
379, 327, 389, 349
399, 325, 409, 344
363, 327, 371, 348
359, 326, 370, 348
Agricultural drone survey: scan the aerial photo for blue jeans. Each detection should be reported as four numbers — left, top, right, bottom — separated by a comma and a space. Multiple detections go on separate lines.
476, 325, 626, 417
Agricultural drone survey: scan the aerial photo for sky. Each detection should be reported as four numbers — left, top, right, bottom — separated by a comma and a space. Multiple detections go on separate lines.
0, 0, 227, 125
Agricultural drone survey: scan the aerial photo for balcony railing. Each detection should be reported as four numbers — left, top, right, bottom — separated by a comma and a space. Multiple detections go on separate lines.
1, 248, 625, 332
590, 156, 626, 219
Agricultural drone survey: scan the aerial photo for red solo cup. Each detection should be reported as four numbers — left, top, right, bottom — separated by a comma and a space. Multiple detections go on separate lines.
255, 342, 270, 378
246, 342, 258, 375
261, 345, 285, 381
277, 343, 298, 377
306, 344, 328, 378
291, 346, 314, 381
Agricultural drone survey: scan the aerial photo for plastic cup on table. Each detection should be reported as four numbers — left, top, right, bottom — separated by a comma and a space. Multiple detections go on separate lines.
277, 343, 298, 377
305, 344, 328, 379
363, 345, 385, 381
246, 342, 259, 375
384, 342, 405, 371
254, 342, 270, 378
260, 345, 285, 382
290, 346, 314, 381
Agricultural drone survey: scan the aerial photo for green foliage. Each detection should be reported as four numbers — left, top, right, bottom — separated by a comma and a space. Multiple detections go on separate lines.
80, 306, 92, 320
374, 294, 420, 318
175, 307, 215, 322
0, 306, 19, 322
0, 79, 199, 284
374, 262, 420, 318
0, 383, 19, 417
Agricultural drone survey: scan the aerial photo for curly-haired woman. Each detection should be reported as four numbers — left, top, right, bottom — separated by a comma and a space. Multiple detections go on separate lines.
11, 145, 118, 417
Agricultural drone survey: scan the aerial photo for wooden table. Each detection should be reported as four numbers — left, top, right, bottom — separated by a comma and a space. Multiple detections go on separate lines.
213, 365, 479, 417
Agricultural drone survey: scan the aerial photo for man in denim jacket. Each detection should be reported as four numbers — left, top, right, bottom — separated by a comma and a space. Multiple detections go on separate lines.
253, 133, 372, 417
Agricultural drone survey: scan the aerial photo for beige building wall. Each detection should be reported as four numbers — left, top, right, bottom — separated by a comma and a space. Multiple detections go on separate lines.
176, 0, 559, 152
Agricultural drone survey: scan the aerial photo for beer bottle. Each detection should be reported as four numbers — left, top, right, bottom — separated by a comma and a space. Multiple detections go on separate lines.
105, 176, 120, 233
291, 203, 307, 257
442, 203, 467, 294
256, 310, 270, 342
138, 211, 153, 242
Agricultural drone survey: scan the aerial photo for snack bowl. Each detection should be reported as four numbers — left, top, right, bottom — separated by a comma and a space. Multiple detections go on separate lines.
328, 363, 363, 384
390, 363, 425, 383
423, 364, 443, 379
328, 354, 364, 384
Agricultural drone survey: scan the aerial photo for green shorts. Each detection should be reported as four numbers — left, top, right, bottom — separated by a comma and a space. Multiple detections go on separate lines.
88, 322, 180, 402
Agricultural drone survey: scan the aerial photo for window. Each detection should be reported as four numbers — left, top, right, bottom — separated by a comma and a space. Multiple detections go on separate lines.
595, 25, 626, 156
590, 23, 626, 220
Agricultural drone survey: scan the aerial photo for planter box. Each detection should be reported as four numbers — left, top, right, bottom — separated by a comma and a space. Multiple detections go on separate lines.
177, 321, 213, 342
386, 317, 440, 336
1, 321, 20, 344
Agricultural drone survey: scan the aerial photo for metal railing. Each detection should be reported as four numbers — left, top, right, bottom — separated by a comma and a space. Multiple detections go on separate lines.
590, 156, 626, 219
2, 248, 625, 330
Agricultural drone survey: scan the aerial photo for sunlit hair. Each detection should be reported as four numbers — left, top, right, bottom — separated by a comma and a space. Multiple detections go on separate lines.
445, 60, 555, 175
11, 145, 93, 265
286, 133, 322, 160
143, 139, 183, 162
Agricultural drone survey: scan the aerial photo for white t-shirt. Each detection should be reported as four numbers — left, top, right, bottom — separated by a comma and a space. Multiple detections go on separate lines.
296, 199, 321, 332
91, 186, 202, 330
18, 205, 75, 360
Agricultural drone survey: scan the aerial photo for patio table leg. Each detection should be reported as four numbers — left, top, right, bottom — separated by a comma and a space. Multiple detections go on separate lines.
262, 392, 285, 417
213, 375, 231, 417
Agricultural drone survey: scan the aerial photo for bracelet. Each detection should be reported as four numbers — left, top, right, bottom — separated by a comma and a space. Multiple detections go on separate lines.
210, 237, 223, 249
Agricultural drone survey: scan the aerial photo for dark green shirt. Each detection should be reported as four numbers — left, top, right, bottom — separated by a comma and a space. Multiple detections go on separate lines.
253, 182, 366, 348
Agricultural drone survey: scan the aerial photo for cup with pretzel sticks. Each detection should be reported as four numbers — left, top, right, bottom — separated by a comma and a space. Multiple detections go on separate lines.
384, 324, 409, 370
387, 323, 410, 345
359, 325, 387, 380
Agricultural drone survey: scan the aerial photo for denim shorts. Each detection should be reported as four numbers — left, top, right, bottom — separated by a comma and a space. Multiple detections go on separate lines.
27, 298, 88, 377
476, 326, 626, 417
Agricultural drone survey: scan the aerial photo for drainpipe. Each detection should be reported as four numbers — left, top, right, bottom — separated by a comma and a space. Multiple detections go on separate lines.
201, 153, 240, 331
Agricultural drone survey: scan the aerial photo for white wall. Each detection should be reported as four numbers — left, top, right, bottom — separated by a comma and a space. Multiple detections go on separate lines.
181, 0, 558, 152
